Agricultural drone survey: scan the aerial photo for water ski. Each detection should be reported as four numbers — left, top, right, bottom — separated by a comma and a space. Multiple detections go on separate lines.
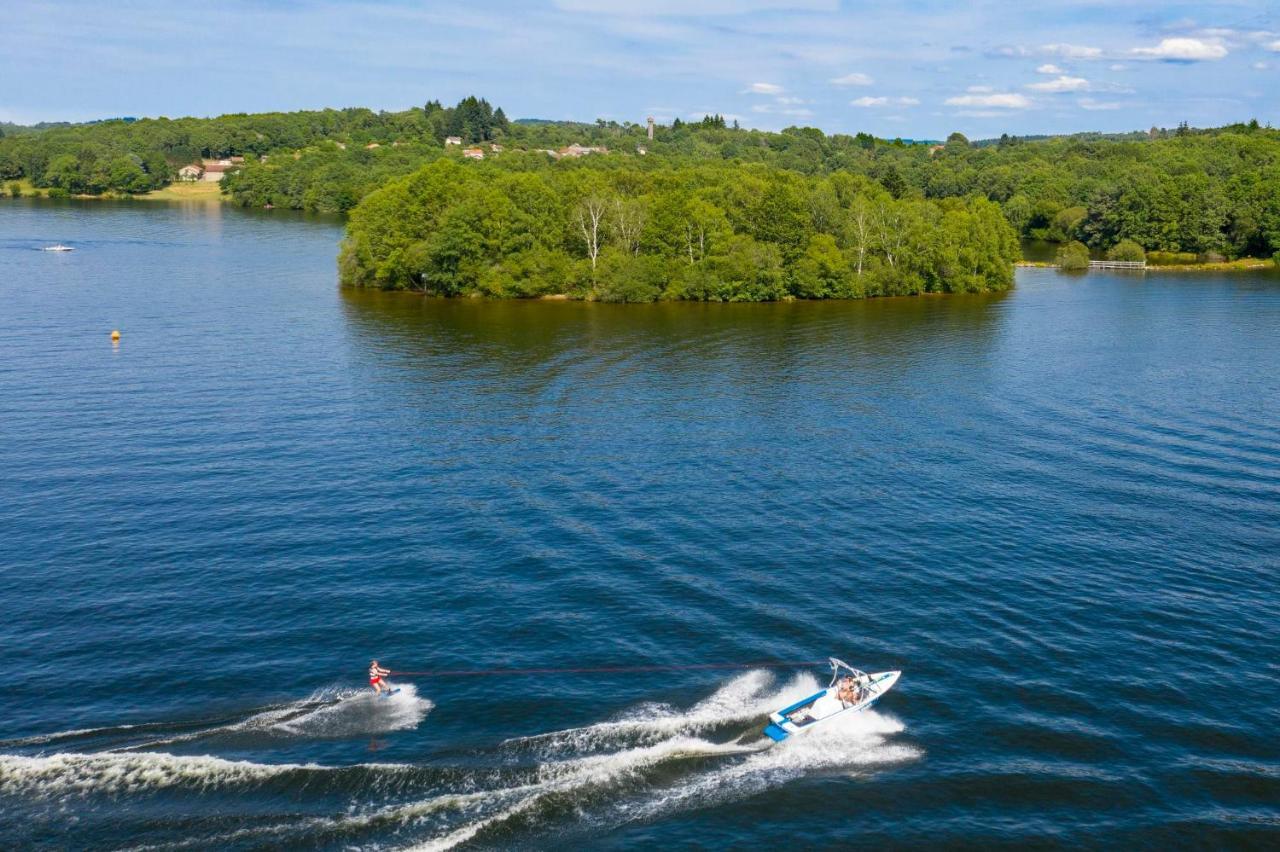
380, 688, 401, 699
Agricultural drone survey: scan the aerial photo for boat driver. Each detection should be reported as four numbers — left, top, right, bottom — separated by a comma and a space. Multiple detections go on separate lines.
837, 675, 861, 706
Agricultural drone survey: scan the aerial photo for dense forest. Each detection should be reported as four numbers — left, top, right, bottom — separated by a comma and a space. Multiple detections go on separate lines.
2, 97, 1279, 267
339, 159, 1020, 302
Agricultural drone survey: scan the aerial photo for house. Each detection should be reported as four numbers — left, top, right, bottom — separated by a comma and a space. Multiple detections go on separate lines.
200, 162, 236, 183
177, 164, 203, 181
489, 143, 503, 153
229, 155, 245, 164
462, 146, 485, 160
365, 142, 380, 149
928, 144, 945, 157
445, 136, 463, 146
558, 143, 607, 158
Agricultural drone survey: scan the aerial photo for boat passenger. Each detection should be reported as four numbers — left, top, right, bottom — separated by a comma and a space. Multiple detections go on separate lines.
837, 675, 861, 706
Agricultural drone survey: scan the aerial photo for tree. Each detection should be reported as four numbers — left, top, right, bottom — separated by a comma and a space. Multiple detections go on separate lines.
1106, 239, 1146, 263
792, 233, 853, 298
573, 195, 608, 277
878, 163, 907, 199
845, 196, 873, 276
1056, 240, 1090, 271
611, 197, 645, 255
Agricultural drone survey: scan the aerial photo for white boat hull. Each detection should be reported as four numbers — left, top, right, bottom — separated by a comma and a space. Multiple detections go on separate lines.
764, 670, 900, 742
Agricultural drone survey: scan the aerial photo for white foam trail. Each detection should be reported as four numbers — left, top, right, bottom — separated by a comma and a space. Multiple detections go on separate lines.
0, 725, 138, 747
116, 684, 433, 751
270, 684, 433, 738
401, 670, 912, 850
505, 670, 820, 754
405, 735, 751, 852
5, 672, 913, 850
618, 709, 921, 827
0, 752, 312, 797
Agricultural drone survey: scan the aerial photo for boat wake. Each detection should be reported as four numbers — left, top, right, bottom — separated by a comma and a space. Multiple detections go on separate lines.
0, 684, 433, 754
0, 672, 916, 850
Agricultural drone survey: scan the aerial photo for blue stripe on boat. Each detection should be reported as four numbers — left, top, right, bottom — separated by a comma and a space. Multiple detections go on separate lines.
775, 690, 827, 717
764, 723, 790, 742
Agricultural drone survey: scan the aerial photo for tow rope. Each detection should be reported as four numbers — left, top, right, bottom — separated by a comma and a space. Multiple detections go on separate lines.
389, 660, 825, 678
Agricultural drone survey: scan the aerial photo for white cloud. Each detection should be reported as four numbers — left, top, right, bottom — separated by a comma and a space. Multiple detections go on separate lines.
1266, 40, 1280, 52
744, 82, 784, 95
1036, 63, 1064, 74
829, 72, 873, 86
1078, 98, 1122, 110
775, 96, 808, 104
751, 103, 812, 116
1109, 63, 1127, 71
1254, 61, 1270, 70
850, 96, 917, 107
1027, 75, 1089, 92
555, 0, 838, 13
1041, 43, 1102, 59
1131, 37, 1227, 61
989, 45, 1032, 58
945, 92, 1032, 109
966, 85, 994, 93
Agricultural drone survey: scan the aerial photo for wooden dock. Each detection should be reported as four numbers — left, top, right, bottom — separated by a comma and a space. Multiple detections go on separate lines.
1088, 260, 1147, 270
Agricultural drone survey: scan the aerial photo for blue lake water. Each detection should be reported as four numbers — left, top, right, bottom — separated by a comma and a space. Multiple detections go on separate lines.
1, 199, 1278, 849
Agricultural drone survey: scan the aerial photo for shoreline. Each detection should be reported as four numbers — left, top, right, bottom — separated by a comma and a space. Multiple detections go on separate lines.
4, 179, 228, 203
1017, 258, 1274, 273
5, 192, 1275, 277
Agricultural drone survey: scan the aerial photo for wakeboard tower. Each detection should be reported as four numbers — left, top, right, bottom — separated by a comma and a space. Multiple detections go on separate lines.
763, 658, 900, 742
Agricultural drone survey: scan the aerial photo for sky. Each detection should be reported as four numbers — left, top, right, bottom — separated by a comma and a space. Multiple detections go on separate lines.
3, 0, 1277, 138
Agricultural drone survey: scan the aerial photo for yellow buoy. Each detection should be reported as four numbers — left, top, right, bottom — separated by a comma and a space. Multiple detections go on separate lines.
110, 330, 121, 341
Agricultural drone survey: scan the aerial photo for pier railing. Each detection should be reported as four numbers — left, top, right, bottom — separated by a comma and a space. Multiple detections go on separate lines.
1088, 260, 1147, 270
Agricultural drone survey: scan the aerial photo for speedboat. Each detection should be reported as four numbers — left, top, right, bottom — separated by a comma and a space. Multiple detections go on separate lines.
763, 658, 900, 742
42, 244, 74, 252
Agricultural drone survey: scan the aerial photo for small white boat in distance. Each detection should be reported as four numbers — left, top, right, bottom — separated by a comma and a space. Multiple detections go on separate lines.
42, 244, 74, 252
764, 658, 900, 742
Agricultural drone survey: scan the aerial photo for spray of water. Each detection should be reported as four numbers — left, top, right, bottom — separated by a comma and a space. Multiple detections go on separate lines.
2, 671, 916, 850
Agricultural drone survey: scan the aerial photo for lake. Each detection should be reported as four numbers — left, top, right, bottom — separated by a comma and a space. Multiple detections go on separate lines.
1, 200, 1278, 849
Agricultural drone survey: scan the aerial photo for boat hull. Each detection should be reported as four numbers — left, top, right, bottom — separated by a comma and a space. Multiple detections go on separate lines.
764, 670, 900, 742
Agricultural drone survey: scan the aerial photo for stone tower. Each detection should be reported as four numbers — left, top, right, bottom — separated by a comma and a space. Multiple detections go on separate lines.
647, 116, 655, 140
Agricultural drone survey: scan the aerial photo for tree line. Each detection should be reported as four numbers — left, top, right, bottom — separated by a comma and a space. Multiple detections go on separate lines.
2, 97, 1278, 260
339, 159, 1020, 302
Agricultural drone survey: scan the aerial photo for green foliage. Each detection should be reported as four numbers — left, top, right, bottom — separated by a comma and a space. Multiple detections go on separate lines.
6, 181, 20, 198
1047, 206, 1086, 243
1146, 251, 1199, 266
5, 97, 1279, 260
1106, 239, 1146, 262
1056, 240, 1091, 271
342, 158, 1019, 302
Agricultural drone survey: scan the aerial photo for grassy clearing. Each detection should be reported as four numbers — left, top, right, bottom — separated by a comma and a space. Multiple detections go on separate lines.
0, 179, 226, 202
1147, 257, 1274, 272
137, 181, 226, 202
1, 178, 38, 197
